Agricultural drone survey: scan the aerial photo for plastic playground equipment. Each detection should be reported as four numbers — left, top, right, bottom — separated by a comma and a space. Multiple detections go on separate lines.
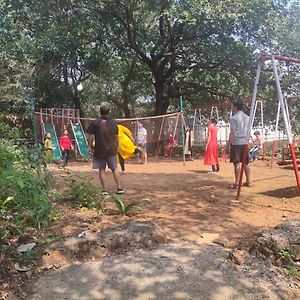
35, 109, 186, 161
37, 108, 90, 160
237, 54, 300, 200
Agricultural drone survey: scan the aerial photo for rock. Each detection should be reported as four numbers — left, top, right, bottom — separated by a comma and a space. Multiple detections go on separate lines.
26, 270, 32, 279
17, 243, 36, 253
250, 217, 300, 266
58, 221, 167, 262
14, 263, 31, 272
229, 249, 245, 265
213, 237, 229, 247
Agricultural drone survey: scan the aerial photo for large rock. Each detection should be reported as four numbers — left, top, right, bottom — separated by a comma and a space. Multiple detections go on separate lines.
250, 217, 300, 266
55, 221, 167, 262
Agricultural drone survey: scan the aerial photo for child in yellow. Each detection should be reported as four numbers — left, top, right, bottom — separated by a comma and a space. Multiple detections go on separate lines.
44, 132, 54, 171
117, 125, 140, 173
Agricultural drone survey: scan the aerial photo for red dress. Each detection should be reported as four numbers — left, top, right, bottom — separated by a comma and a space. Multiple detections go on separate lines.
204, 125, 219, 165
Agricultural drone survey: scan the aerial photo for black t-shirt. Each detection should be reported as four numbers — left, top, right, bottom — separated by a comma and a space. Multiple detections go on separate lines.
86, 116, 119, 158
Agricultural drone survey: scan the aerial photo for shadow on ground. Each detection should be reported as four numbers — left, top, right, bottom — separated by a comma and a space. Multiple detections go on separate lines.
28, 243, 297, 300
259, 186, 299, 199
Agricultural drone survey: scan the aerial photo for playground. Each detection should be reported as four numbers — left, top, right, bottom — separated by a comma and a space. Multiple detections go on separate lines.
1, 54, 300, 299
3, 158, 299, 299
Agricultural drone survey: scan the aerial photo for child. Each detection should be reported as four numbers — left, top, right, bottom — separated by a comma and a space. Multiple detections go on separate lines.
164, 131, 175, 158
44, 132, 54, 171
249, 131, 261, 162
184, 125, 194, 161
59, 129, 73, 167
204, 118, 220, 172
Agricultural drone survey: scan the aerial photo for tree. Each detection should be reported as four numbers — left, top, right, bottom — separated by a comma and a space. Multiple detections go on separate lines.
102, 0, 299, 115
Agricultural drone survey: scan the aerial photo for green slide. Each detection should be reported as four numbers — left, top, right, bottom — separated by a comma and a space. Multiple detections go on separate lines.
43, 123, 62, 160
70, 121, 90, 159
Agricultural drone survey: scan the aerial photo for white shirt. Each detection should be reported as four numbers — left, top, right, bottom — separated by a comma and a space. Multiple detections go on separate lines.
229, 111, 249, 145
137, 127, 147, 144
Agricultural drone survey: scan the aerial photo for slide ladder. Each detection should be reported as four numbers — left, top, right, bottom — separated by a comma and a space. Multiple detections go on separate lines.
70, 121, 90, 159
42, 123, 62, 160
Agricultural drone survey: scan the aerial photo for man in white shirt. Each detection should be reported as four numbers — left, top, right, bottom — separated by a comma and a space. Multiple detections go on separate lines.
137, 122, 148, 164
226, 100, 250, 188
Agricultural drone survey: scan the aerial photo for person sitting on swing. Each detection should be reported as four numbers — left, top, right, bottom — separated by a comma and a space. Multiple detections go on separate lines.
249, 131, 261, 162
164, 130, 176, 158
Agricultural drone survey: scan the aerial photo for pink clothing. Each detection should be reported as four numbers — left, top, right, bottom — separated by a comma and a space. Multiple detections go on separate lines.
164, 133, 175, 157
204, 125, 219, 165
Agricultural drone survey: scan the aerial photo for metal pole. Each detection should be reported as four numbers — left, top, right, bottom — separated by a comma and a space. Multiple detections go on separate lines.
260, 101, 265, 160
271, 55, 300, 191
192, 109, 197, 134
237, 60, 263, 200
271, 101, 281, 168
180, 95, 185, 165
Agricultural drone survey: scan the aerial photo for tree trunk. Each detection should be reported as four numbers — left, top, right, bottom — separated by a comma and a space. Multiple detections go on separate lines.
72, 91, 84, 118
154, 80, 169, 116
120, 81, 132, 118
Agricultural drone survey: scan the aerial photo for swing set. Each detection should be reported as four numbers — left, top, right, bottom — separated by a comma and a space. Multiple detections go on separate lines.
192, 98, 265, 159
270, 95, 300, 168
237, 54, 300, 200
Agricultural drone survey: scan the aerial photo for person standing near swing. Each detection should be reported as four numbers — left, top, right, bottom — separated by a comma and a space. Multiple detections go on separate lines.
204, 118, 219, 171
226, 100, 250, 188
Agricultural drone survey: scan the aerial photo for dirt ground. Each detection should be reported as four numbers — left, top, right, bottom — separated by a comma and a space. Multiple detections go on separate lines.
53, 157, 300, 250
4, 157, 300, 299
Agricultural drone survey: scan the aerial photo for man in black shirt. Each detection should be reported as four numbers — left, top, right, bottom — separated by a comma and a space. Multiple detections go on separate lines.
86, 105, 124, 195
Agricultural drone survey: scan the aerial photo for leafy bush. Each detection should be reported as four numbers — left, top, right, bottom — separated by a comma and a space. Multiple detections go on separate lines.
0, 122, 57, 241
66, 175, 106, 211
110, 195, 150, 216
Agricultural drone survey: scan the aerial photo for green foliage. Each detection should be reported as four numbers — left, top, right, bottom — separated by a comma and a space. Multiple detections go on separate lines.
110, 195, 150, 216
279, 250, 294, 265
0, 122, 57, 247
279, 250, 300, 278
66, 175, 106, 211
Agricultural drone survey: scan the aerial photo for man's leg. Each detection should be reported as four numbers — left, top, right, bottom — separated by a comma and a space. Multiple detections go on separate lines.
144, 151, 148, 164
98, 169, 107, 191
107, 156, 123, 192
244, 164, 250, 185
234, 163, 240, 186
112, 168, 122, 189
93, 158, 108, 193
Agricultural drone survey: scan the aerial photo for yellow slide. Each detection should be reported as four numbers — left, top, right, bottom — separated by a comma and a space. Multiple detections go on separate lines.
118, 125, 137, 160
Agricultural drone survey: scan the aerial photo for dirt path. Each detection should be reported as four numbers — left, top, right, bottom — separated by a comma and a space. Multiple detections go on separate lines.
27, 158, 300, 299
29, 243, 299, 300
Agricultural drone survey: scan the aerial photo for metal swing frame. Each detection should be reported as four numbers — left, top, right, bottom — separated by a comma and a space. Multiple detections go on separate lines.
237, 54, 300, 200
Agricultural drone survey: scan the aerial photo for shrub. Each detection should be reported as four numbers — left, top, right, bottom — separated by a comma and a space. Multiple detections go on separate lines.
0, 122, 57, 242
66, 175, 106, 211
110, 195, 150, 216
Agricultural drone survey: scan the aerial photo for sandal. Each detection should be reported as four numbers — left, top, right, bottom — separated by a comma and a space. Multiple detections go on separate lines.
243, 182, 252, 187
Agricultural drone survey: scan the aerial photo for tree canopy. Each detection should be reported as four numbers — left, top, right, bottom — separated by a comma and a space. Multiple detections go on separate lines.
1, 0, 300, 123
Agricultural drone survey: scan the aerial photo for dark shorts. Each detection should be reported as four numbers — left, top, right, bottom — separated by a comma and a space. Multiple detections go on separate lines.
92, 156, 117, 170
230, 145, 249, 164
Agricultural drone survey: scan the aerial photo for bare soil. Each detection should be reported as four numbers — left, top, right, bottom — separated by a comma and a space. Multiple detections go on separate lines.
3, 157, 300, 299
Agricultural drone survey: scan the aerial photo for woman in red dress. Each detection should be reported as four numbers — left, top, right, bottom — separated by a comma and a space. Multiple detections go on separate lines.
204, 118, 220, 172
